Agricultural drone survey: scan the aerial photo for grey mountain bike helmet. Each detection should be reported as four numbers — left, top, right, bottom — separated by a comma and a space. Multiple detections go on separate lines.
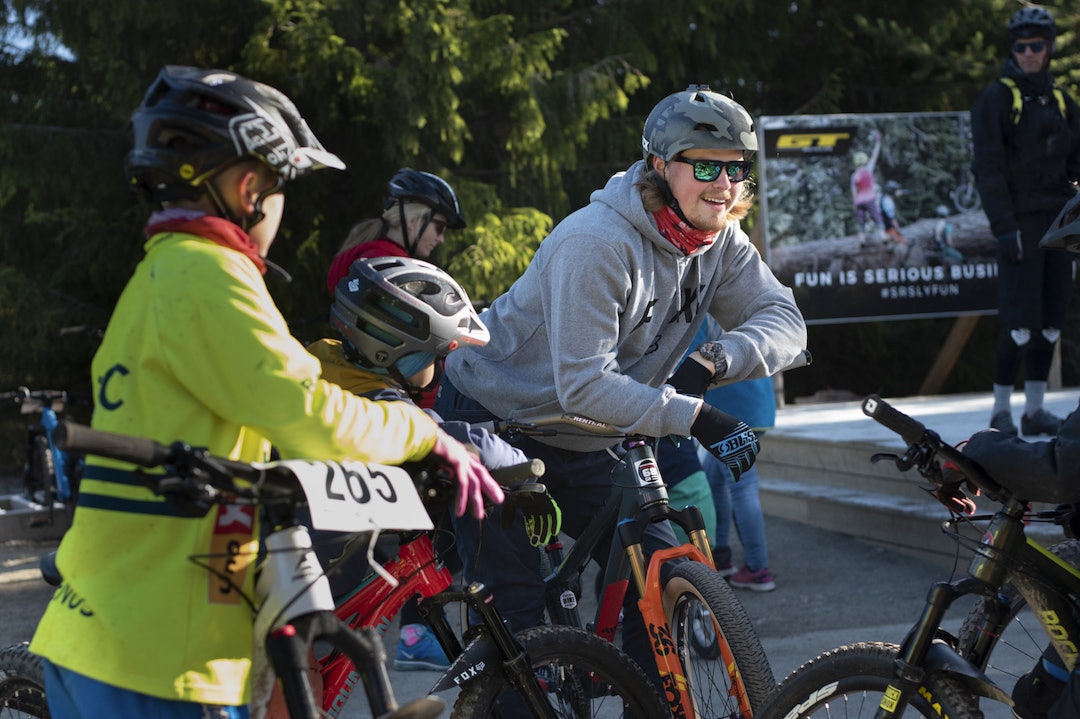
1039, 193, 1080, 252
1008, 6, 1057, 40
386, 169, 466, 230
126, 65, 344, 208
329, 256, 489, 369
641, 84, 758, 162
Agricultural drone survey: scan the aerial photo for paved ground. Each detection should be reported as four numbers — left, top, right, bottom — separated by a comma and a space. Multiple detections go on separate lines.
0, 512, 997, 718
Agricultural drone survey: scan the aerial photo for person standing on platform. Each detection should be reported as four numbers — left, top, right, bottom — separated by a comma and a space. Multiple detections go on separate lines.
970, 6, 1080, 438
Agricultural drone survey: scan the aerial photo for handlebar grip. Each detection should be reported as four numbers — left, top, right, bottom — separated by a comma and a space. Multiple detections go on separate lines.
54, 420, 171, 467
489, 459, 545, 485
862, 395, 927, 444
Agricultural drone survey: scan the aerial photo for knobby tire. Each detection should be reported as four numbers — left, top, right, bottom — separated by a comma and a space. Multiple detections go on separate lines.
664, 561, 775, 717
755, 643, 980, 719
957, 538, 1080, 716
0, 642, 49, 719
450, 624, 668, 719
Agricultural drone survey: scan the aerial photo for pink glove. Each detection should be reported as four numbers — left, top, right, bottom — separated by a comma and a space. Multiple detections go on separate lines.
429, 428, 505, 519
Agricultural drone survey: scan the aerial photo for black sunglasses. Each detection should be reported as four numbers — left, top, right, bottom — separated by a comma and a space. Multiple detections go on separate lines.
671, 156, 753, 183
1012, 39, 1048, 54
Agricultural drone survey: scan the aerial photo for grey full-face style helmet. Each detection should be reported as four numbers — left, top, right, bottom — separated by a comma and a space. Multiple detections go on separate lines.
641, 84, 758, 163
329, 256, 489, 370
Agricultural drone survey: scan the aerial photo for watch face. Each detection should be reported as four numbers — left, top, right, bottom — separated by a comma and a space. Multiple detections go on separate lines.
700, 342, 723, 364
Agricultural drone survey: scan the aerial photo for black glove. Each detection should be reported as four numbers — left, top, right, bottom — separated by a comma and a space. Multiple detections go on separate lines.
933, 441, 978, 515
691, 404, 759, 480
668, 356, 712, 397
500, 483, 562, 547
997, 231, 1023, 265
933, 483, 977, 515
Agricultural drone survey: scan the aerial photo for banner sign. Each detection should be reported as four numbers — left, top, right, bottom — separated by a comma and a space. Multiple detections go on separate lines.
758, 112, 998, 325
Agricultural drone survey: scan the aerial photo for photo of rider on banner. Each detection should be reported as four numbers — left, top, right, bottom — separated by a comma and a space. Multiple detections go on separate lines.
758, 112, 998, 325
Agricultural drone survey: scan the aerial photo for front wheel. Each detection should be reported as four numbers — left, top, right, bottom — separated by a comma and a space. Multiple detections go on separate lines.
0, 642, 50, 718
450, 624, 668, 718
664, 561, 775, 717
957, 539, 1080, 715
755, 643, 981, 719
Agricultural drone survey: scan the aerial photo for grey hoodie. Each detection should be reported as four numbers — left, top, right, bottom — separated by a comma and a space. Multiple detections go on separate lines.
444, 160, 806, 451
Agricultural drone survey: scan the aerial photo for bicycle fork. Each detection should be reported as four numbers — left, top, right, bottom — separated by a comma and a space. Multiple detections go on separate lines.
874, 511, 1035, 718
425, 582, 561, 719
622, 442, 723, 719
257, 525, 439, 719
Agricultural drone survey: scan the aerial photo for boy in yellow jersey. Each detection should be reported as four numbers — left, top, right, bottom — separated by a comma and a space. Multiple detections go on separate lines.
29, 66, 502, 719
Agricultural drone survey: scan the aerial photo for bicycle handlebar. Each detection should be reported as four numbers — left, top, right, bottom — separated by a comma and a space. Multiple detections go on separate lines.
861, 394, 1002, 497
4, 387, 68, 409
54, 418, 544, 493
55, 420, 173, 468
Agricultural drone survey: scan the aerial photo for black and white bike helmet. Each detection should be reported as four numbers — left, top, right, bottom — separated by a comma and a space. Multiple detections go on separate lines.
126, 66, 344, 207
1008, 6, 1057, 40
1039, 193, 1080, 252
329, 256, 489, 369
641, 84, 758, 162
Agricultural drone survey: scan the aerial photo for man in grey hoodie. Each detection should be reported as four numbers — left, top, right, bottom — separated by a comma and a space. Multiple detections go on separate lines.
435, 84, 806, 676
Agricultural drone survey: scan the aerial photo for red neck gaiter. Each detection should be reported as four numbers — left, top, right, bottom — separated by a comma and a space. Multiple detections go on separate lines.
653, 205, 719, 255
146, 215, 267, 275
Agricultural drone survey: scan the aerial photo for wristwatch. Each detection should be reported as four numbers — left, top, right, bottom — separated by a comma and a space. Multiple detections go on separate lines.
696, 341, 728, 380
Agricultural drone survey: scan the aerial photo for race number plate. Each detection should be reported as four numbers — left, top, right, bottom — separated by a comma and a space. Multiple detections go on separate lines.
273, 460, 433, 533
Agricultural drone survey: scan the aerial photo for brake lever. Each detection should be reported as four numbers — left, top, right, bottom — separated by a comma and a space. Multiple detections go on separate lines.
870, 442, 937, 474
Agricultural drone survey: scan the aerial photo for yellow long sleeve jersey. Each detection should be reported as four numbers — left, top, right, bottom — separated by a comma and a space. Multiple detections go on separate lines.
30, 231, 440, 706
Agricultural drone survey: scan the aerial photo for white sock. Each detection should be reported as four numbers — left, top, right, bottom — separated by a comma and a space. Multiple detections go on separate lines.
992, 384, 1013, 416
1024, 381, 1047, 417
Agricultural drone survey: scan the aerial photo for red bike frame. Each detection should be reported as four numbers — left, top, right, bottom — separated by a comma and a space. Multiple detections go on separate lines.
318, 534, 452, 717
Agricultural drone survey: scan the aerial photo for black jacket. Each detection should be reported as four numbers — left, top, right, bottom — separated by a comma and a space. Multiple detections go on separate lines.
970, 58, 1080, 237
964, 405, 1080, 503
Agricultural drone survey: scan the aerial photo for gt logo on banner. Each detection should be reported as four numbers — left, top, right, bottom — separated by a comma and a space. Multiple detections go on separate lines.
764, 127, 856, 156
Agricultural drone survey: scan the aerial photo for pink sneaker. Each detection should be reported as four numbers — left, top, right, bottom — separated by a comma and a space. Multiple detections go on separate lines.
729, 565, 776, 592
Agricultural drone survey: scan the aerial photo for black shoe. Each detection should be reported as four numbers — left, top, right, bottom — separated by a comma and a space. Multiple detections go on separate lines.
991, 411, 1019, 436
1012, 662, 1066, 719
1021, 409, 1064, 437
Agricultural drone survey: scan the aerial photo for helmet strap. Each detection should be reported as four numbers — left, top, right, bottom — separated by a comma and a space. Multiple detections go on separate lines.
245, 179, 283, 232
652, 173, 698, 229
397, 201, 420, 257
205, 168, 283, 232
203, 176, 239, 227
397, 360, 441, 404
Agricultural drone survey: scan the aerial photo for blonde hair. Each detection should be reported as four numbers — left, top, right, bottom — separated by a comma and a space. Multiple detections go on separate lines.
339, 201, 434, 253
637, 164, 753, 224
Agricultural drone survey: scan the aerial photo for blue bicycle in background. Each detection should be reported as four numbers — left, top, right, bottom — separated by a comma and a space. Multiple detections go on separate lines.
4, 387, 82, 526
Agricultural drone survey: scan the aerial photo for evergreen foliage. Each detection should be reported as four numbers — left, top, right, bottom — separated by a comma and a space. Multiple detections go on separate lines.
1, 0, 1077, 472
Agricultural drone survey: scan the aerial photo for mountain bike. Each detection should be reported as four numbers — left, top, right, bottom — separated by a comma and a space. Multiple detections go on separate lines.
307, 453, 668, 718
756, 394, 1080, 719
480, 413, 776, 719
1, 419, 667, 719
3, 388, 82, 527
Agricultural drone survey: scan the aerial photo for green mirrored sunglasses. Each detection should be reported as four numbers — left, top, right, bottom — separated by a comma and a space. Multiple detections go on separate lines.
671, 156, 753, 183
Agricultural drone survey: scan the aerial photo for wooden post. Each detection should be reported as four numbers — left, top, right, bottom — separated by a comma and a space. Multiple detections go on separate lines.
918, 315, 980, 396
